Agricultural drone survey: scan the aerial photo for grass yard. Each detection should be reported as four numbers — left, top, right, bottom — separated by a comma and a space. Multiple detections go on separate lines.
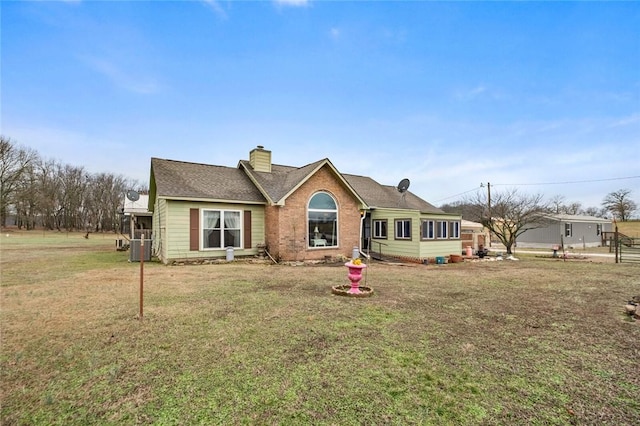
1, 231, 639, 425
617, 220, 640, 238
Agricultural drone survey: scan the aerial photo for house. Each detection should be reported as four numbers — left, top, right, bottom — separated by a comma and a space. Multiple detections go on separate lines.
148, 146, 462, 264
516, 214, 612, 249
120, 194, 153, 240
461, 219, 490, 252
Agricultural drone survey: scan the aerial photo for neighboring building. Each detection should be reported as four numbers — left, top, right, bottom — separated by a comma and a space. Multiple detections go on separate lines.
517, 214, 612, 248
461, 219, 490, 252
148, 146, 462, 264
121, 194, 153, 239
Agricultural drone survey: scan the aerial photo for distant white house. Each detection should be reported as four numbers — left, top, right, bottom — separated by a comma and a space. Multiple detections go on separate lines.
121, 194, 152, 239
517, 214, 612, 248
461, 219, 490, 252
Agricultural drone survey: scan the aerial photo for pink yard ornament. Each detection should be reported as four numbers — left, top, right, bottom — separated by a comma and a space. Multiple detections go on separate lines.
345, 261, 367, 294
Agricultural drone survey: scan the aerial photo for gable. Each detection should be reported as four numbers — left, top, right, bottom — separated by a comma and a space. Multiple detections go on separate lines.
239, 158, 366, 207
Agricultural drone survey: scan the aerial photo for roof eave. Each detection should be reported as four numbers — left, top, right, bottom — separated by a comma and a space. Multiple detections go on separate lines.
157, 195, 267, 205
238, 161, 276, 205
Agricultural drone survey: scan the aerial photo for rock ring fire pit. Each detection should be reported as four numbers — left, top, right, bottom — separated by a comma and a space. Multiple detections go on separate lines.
332, 261, 374, 297
331, 284, 374, 297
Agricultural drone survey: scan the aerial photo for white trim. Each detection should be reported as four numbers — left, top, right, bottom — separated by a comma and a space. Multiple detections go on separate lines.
373, 219, 388, 239
201, 209, 243, 250
437, 220, 448, 239
421, 219, 435, 240
307, 191, 339, 249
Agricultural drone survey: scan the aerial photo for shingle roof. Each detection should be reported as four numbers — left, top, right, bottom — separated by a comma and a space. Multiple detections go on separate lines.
343, 174, 445, 214
151, 156, 444, 213
151, 158, 266, 203
239, 159, 328, 203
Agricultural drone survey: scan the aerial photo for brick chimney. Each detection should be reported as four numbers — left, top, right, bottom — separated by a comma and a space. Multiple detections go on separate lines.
249, 145, 271, 172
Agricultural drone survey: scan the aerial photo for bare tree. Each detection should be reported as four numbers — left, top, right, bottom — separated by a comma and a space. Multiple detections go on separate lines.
57, 164, 89, 230
0, 136, 37, 226
2, 137, 148, 232
548, 195, 566, 214
439, 200, 475, 217
564, 202, 582, 215
547, 195, 582, 215
13, 159, 41, 230
87, 172, 130, 232
602, 189, 637, 221
37, 158, 63, 230
583, 206, 607, 218
466, 188, 550, 254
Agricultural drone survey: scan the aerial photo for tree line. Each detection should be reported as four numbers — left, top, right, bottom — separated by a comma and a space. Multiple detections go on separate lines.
0, 136, 146, 232
441, 188, 637, 223
440, 186, 637, 255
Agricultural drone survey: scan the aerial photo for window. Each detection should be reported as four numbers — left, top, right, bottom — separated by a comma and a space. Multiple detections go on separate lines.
421, 220, 435, 239
437, 221, 448, 239
395, 219, 411, 239
202, 210, 241, 249
449, 221, 460, 239
565, 223, 572, 237
373, 219, 387, 239
596, 224, 602, 236
308, 192, 338, 248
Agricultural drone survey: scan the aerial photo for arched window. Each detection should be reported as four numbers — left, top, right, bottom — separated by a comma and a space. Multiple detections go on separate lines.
308, 192, 338, 248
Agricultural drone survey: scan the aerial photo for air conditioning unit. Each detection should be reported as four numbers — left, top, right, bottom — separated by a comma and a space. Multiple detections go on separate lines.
129, 239, 151, 262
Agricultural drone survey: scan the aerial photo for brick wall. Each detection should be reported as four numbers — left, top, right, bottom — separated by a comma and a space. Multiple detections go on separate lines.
264, 164, 361, 261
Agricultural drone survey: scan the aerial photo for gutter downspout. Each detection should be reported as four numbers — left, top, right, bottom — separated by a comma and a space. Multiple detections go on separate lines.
359, 210, 370, 259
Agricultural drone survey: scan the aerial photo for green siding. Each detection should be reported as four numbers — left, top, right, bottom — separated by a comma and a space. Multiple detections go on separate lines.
370, 209, 420, 258
370, 209, 462, 260
418, 213, 462, 258
152, 198, 168, 261
418, 240, 463, 258
160, 199, 265, 262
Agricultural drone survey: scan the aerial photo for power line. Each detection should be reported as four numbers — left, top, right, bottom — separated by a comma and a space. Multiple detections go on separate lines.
434, 175, 639, 203
434, 186, 481, 202
492, 175, 640, 187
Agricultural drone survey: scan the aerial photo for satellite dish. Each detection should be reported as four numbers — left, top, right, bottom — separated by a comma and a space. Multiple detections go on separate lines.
397, 178, 410, 193
126, 190, 140, 202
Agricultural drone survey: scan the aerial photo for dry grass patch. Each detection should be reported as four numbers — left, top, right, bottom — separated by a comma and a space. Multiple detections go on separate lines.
617, 220, 640, 237
1, 232, 639, 424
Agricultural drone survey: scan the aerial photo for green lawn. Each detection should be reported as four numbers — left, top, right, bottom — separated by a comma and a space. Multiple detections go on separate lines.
1, 231, 639, 425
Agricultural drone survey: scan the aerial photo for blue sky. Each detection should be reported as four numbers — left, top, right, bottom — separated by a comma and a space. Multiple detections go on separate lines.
2, 0, 639, 210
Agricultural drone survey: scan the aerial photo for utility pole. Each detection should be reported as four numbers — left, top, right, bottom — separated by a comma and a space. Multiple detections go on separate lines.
481, 182, 492, 247
487, 182, 491, 222
487, 182, 492, 247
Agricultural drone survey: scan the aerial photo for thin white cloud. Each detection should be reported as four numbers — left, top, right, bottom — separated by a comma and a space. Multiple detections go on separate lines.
454, 85, 487, 101
202, 0, 228, 19
381, 27, 407, 44
83, 56, 160, 95
274, 0, 310, 7
609, 113, 640, 128
329, 27, 341, 40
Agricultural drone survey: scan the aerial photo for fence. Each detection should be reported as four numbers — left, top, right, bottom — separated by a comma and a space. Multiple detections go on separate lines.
619, 237, 640, 264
